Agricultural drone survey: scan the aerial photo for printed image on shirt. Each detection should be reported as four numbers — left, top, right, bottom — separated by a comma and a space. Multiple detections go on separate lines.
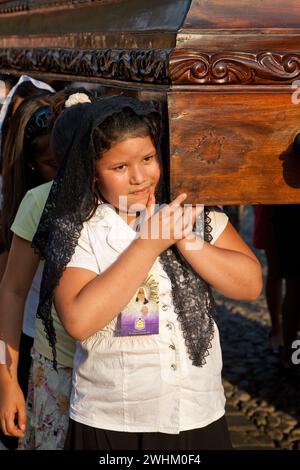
117, 271, 159, 336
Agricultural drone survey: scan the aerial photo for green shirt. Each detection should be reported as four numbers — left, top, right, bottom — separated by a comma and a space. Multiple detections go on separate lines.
11, 181, 75, 368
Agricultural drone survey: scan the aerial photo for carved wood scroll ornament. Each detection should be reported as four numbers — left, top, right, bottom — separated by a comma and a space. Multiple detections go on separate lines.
170, 51, 300, 85
0, 47, 170, 84
1, 47, 300, 85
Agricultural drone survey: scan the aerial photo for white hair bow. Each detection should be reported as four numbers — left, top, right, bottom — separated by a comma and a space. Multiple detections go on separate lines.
65, 93, 91, 108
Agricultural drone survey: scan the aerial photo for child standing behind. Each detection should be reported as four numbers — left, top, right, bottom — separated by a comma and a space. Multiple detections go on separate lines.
33, 96, 262, 450
0, 90, 94, 450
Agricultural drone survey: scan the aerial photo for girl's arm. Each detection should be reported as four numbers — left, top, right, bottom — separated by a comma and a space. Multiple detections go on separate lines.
0, 235, 39, 438
0, 221, 8, 281
0, 250, 8, 282
176, 221, 262, 301
54, 194, 189, 342
55, 238, 159, 341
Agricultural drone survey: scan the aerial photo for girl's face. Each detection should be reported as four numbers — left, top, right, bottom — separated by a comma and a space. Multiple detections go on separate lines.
35, 150, 59, 182
32, 134, 59, 182
95, 135, 160, 220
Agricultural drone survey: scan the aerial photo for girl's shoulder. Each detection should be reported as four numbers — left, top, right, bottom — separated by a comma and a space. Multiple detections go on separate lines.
26, 181, 53, 207
11, 181, 54, 241
88, 203, 121, 227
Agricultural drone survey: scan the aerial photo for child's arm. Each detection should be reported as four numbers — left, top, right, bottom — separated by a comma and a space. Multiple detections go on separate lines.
54, 194, 190, 341
0, 235, 40, 438
0, 250, 8, 282
0, 222, 8, 282
176, 221, 262, 300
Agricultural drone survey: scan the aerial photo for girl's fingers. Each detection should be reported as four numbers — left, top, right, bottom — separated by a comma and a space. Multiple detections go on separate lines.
0, 417, 8, 436
5, 412, 18, 436
142, 193, 191, 242
17, 402, 26, 434
172, 206, 197, 239
192, 205, 204, 226
194, 204, 204, 218
167, 207, 187, 239
145, 193, 156, 221
183, 218, 195, 238
169, 193, 187, 208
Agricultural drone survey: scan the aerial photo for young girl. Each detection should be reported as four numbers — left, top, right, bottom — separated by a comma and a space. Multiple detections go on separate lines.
0, 92, 55, 450
0, 76, 54, 280
0, 89, 94, 450
33, 96, 262, 450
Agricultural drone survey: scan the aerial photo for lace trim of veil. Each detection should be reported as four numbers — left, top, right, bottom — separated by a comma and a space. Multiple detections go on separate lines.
159, 208, 216, 367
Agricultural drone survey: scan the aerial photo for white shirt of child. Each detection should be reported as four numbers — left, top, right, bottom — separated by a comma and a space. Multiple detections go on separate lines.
68, 204, 228, 434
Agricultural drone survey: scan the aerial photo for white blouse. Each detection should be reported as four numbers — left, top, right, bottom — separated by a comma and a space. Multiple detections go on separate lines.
67, 204, 228, 434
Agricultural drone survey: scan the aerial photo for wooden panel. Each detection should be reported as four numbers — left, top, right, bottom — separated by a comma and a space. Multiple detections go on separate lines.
182, 0, 300, 29
0, 31, 176, 49
168, 89, 300, 205
0, 0, 190, 36
176, 32, 300, 52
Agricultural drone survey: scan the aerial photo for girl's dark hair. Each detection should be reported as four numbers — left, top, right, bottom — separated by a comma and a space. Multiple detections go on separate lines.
49, 86, 96, 129
93, 106, 161, 157
0, 81, 52, 169
0, 74, 18, 90
1, 94, 54, 250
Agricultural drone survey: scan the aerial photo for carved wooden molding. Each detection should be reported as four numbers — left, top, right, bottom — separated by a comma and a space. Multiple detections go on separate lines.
0, 1, 27, 14
0, 47, 170, 84
0, 0, 115, 14
170, 50, 300, 85
3, 47, 300, 86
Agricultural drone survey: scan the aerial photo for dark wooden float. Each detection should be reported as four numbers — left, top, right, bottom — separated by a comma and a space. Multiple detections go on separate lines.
1, 0, 300, 204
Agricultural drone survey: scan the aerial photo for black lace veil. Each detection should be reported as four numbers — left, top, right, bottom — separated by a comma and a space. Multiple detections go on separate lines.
32, 96, 216, 369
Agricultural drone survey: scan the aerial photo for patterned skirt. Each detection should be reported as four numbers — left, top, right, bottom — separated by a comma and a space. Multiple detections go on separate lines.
18, 349, 72, 450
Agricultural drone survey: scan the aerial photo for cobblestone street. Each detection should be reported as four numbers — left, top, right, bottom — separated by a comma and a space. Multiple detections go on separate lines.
219, 207, 300, 450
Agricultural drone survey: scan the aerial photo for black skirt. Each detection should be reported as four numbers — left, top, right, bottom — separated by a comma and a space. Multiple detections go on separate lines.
64, 415, 232, 450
